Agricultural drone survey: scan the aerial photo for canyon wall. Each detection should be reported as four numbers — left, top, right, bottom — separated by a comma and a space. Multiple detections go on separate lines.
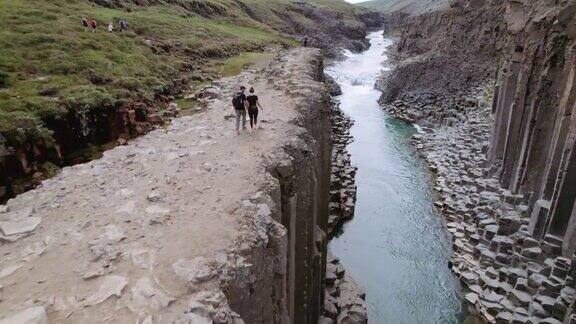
0, 49, 333, 324
381, 0, 576, 322
380, 0, 506, 126
488, 1, 576, 258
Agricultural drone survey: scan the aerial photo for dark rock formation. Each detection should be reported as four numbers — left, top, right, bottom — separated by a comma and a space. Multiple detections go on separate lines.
327, 105, 357, 236
488, 1, 576, 258
379, 0, 506, 125
380, 0, 576, 322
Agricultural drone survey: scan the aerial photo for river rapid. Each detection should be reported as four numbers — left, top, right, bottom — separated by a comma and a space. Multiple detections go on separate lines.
326, 31, 463, 323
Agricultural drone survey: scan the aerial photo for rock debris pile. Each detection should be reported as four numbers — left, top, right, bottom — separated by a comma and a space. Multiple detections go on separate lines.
328, 105, 358, 236
384, 92, 486, 128
320, 252, 367, 324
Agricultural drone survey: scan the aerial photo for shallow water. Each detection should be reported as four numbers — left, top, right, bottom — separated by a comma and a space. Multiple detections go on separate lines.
326, 32, 463, 324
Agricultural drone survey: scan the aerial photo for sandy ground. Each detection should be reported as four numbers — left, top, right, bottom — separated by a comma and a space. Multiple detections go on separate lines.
0, 48, 321, 323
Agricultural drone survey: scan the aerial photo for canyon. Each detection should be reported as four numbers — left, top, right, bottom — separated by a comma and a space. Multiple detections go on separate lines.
3, 0, 576, 323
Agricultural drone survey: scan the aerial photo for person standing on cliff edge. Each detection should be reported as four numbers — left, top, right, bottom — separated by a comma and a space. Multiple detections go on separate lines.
232, 86, 248, 135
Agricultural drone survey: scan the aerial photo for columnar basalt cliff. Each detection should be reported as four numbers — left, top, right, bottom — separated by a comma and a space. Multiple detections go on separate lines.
489, 1, 576, 257
381, 0, 576, 322
0, 49, 340, 323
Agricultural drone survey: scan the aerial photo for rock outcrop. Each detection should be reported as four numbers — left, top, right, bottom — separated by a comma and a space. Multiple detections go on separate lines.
380, 0, 505, 127
327, 105, 357, 236
381, 0, 576, 322
321, 252, 367, 324
0, 49, 335, 323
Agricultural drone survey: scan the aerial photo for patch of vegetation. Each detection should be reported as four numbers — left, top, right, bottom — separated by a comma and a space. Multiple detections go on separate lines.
216, 52, 276, 76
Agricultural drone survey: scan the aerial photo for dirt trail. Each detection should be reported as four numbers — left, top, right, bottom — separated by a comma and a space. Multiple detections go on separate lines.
0, 48, 325, 323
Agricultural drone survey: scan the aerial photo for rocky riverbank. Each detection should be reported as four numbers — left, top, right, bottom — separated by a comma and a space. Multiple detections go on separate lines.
400, 84, 576, 323
318, 77, 366, 323
327, 104, 358, 237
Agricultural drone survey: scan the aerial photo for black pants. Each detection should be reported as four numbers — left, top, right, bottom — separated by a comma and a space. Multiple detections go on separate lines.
248, 108, 258, 128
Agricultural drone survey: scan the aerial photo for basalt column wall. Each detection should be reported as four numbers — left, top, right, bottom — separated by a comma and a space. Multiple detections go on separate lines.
265, 51, 333, 324
488, 1, 576, 257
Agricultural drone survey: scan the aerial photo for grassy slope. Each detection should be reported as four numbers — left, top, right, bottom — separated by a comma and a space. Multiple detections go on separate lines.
0, 0, 363, 148
357, 0, 447, 13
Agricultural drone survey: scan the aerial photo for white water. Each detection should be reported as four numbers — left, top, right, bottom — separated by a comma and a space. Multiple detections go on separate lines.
326, 32, 463, 323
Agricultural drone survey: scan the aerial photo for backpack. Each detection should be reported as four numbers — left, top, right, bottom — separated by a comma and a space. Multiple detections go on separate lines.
232, 93, 244, 110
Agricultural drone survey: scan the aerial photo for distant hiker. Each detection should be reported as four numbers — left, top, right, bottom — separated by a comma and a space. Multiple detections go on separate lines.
88, 17, 97, 32
82, 17, 89, 32
232, 86, 248, 134
108, 23, 114, 33
119, 18, 127, 32
246, 87, 263, 130
303, 35, 309, 47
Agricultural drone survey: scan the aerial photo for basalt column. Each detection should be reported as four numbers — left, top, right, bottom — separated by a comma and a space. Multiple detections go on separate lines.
488, 2, 576, 256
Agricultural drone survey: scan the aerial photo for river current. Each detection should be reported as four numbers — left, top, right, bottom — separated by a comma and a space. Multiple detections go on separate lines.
326, 32, 463, 323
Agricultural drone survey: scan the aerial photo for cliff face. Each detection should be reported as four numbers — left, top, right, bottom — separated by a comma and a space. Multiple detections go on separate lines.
379, 0, 506, 125
489, 1, 576, 257
381, 0, 576, 322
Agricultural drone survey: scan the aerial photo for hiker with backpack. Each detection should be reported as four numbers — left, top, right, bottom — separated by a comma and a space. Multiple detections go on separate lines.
232, 86, 248, 134
246, 87, 263, 130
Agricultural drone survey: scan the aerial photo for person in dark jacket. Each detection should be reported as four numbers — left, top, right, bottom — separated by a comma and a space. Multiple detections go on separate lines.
232, 86, 248, 134
119, 18, 127, 32
246, 87, 263, 130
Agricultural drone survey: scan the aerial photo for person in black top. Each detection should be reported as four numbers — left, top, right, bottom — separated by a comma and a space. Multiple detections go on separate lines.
232, 86, 248, 134
246, 87, 263, 130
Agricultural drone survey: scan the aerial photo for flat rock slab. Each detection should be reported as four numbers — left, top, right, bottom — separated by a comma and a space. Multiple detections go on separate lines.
0, 306, 47, 324
84, 275, 129, 307
0, 216, 41, 236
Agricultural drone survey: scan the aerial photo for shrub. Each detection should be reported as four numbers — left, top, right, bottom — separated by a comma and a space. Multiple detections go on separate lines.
0, 110, 54, 146
61, 85, 114, 111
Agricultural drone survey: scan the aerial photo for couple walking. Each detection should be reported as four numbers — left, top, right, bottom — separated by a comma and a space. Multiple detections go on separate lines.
232, 86, 263, 134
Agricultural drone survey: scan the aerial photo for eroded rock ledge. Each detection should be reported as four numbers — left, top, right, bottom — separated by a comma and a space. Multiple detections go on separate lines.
0, 48, 338, 323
